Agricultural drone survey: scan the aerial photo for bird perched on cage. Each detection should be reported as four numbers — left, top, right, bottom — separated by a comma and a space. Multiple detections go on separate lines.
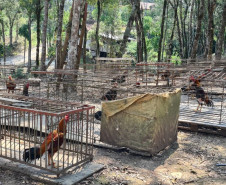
22, 82, 29, 96
94, 111, 102, 121
194, 85, 214, 112
101, 83, 117, 101
23, 115, 69, 167
6, 76, 16, 93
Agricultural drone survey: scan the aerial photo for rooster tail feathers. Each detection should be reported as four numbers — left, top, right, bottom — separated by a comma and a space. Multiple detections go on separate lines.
205, 97, 214, 107
23, 147, 41, 162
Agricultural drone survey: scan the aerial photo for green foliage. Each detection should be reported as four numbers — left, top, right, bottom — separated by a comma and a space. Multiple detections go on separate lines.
125, 41, 137, 58
19, 0, 36, 16
148, 50, 158, 62
119, 5, 132, 24
19, 24, 29, 40
0, 44, 3, 58
171, 55, 182, 65
47, 46, 56, 59
12, 68, 27, 79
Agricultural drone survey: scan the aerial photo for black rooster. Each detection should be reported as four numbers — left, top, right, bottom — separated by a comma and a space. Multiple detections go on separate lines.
22, 82, 29, 96
111, 71, 127, 84
101, 89, 117, 101
95, 111, 102, 121
111, 75, 126, 84
195, 86, 214, 112
101, 83, 117, 101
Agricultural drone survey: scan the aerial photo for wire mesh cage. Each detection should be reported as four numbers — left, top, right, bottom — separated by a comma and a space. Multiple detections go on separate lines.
0, 94, 95, 176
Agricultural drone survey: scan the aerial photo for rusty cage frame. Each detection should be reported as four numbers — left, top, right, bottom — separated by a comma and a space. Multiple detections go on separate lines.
0, 93, 95, 176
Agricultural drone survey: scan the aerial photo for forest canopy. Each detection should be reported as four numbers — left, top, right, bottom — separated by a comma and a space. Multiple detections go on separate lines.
0, 0, 225, 71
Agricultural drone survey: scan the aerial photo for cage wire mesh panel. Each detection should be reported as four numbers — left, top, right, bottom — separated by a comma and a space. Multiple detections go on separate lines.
0, 93, 95, 176
30, 60, 226, 138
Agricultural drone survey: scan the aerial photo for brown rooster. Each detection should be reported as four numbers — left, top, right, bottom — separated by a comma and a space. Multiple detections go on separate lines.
194, 85, 214, 112
6, 76, 16, 93
23, 115, 69, 167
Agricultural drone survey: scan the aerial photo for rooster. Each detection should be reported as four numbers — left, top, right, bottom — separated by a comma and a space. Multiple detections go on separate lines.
101, 83, 117, 101
194, 86, 214, 112
111, 71, 127, 84
94, 111, 102, 121
189, 69, 211, 87
6, 76, 16, 93
23, 115, 69, 167
22, 82, 29, 96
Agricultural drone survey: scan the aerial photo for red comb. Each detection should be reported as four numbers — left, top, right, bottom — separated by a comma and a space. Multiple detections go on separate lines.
65, 115, 69, 121
190, 76, 195, 82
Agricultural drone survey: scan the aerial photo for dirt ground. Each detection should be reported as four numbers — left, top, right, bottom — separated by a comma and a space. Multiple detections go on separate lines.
0, 130, 226, 185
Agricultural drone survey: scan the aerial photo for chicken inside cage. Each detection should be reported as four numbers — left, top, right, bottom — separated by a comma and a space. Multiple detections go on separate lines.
0, 95, 95, 176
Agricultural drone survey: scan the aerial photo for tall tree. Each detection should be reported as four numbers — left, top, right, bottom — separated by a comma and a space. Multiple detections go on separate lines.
215, 2, 226, 60
56, 0, 65, 69
76, 2, 88, 69
35, 0, 42, 67
190, 0, 205, 61
167, 0, 178, 60
158, 0, 168, 62
118, 3, 136, 58
60, 1, 74, 69
205, 0, 216, 60
5, 0, 20, 46
134, 0, 147, 62
19, 0, 35, 72
41, 0, 50, 71
67, 0, 82, 69
0, 19, 6, 65
188, 0, 195, 57
95, 0, 101, 58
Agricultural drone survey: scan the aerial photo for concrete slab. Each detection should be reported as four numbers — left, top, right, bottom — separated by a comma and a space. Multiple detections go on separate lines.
0, 157, 104, 185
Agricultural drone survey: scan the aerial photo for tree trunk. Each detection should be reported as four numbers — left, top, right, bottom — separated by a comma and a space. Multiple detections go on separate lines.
135, 0, 147, 62
167, 0, 178, 60
182, 1, 189, 58
67, 0, 81, 70
35, 0, 41, 68
83, 28, 87, 72
9, 24, 13, 46
8, 10, 19, 46
190, 0, 205, 61
24, 38, 26, 65
175, 0, 183, 58
118, 3, 136, 58
60, 0, 74, 69
16, 22, 19, 42
188, 0, 195, 57
135, 16, 142, 63
204, 0, 216, 60
158, 0, 168, 62
41, 0, 50, 71
161, 2, 168, 61
76, 3, 88, 70
179, 0, 184, 58
0, 20, 6, 65
95, 0, 101, 58
56, 0, 65, 69
28, 17, 32, 72
215, 2, 226, 60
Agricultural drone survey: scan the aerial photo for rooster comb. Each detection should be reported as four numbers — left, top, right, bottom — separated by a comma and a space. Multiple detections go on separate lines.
65, 115, 69, 121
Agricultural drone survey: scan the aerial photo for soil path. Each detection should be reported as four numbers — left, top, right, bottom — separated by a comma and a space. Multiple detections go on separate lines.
0, 131, 226, 185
